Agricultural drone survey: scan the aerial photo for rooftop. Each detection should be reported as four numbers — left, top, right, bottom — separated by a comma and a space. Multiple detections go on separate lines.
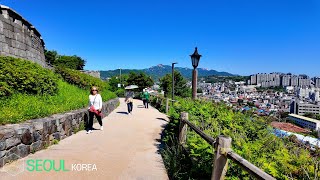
288, 114, 320, 124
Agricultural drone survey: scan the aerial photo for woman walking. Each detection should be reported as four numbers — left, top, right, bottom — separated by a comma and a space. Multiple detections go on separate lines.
87, 86, 103, 134
125, 90, 134, 115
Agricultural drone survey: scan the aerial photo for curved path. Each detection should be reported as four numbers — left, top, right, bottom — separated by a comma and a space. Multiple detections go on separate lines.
0, 99, 169, 180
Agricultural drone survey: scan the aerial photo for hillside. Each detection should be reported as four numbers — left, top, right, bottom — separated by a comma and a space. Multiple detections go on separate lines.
100, 64, 234, 80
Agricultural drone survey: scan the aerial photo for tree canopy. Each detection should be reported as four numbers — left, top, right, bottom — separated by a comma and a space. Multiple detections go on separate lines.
108, 74, 129, 92
45, 49, 86, 70
160, 71, 191, 98
126, 72, 154, 91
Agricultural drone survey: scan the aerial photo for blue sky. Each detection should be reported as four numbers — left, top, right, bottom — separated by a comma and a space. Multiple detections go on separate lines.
2, 0, 320, 76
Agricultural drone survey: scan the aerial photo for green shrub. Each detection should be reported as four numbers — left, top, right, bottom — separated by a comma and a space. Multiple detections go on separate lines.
0, 82, 13, 97
55, 66, 109, 91
115, 89, 125, 97
156, 97, 319, 179
0, 56, 59, 97
0, 80, 116, 125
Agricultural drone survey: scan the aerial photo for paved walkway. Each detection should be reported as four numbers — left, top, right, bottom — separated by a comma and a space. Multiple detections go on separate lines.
0, 99, 169, 180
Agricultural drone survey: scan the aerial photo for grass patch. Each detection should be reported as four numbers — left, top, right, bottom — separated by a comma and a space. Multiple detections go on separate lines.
52, 139, 59, 145
0, 80, 116, 125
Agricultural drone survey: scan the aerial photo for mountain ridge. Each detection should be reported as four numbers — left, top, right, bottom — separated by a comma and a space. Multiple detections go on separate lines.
100, 64, 235, 80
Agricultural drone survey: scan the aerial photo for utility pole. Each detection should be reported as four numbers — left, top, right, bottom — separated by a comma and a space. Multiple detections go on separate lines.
172, 62, 178, 105
120, 68, 122, 87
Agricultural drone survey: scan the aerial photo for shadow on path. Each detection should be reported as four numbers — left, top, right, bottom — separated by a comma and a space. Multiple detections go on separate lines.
156, 118, 169, 122
116, 111, 128, 115
154, 123, 168, 155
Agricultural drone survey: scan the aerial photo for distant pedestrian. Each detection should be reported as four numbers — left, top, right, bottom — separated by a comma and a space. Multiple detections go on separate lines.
87, 86, 103, 134
142, 88, 150, 108
125, 90, 134, 115
140, 90, 145, 106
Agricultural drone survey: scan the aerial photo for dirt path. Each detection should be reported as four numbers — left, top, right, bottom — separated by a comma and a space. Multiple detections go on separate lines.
0, 98, 169, 180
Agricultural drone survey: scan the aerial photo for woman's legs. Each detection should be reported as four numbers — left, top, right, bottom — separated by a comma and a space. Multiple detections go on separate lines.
95, 114, 103, 127
129, 102, 133, 113
88, 111, 94, 131
146, 99, 149, 109
127, 103, 131, 113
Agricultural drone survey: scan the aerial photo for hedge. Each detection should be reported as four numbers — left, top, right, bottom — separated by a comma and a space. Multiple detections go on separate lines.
55, 66, 109, 91
0, 56, 59, 97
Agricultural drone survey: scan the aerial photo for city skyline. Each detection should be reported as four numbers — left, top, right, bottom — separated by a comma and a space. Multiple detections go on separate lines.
2, 0, 320, 76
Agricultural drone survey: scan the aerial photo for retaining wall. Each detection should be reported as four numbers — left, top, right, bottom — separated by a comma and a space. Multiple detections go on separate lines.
0, 98, 119, 167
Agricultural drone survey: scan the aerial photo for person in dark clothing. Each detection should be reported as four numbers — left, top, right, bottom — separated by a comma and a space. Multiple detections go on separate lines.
125, 90, 134, 115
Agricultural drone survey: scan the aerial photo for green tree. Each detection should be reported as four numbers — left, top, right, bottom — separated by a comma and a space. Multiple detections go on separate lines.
127, 72, 154, 91
108, 74, 128, 92
54, 55, 85, 70
160, 71, 191, 98
304, 112, 316, 119
44, 49, 58, 65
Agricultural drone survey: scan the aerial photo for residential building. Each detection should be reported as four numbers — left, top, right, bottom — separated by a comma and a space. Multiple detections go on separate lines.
291, 75, 299, 87
250, 74, 257, 85
281, 75, 291, 87
288, 114, 320, 131
290, 100, 320, 115
315, 78, 320, 88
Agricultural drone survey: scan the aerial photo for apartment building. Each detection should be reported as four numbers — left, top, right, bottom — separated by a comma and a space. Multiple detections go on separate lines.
290, 100, 320, 115
288, 114, 320, 131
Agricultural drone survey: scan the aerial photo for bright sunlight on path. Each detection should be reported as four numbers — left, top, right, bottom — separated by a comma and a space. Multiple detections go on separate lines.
0, 98, 169, 180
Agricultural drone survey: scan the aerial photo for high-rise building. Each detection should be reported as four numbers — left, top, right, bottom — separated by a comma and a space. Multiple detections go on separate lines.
291, 75, 299, 86
315, 78, 320, 88
298, 78, 311, 87
250, 75, 257, 85
281, 75, 291, 87
315, 90, 320, 102
290, 100, 320, 115
250, 73, 312, 88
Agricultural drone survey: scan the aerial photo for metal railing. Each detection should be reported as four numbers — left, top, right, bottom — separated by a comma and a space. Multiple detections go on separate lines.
179, 112, 276, 180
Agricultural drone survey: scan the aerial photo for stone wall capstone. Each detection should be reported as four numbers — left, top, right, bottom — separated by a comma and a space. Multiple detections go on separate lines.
0, 98, 119, 167
0, 5, 46, 67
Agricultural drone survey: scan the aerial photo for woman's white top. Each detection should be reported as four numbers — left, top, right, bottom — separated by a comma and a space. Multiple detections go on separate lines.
88, 94, 102, 110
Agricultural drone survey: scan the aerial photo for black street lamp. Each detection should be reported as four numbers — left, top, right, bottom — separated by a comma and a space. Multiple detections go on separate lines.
172, 62, 178, 105
190, 47, 202, 99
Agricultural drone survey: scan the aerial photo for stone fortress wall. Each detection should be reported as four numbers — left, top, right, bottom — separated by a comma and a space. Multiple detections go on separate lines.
80, 70, 101, 79
0, 5, 46, 67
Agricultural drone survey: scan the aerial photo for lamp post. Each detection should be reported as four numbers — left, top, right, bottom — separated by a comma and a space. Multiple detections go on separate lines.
172, 62, 178, 105
190, 47, 202, 100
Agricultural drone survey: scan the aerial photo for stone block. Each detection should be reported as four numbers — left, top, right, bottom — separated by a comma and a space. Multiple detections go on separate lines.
49, 134, 54, 141
33, 121, 44, 131
5, 137, 20, 150
21, 129, 33, 145
0, 150, 6, 158
0, 140, 5, 151
52, 132, 61, 141
17, 144, 30, 158
30, 141, 42, 152
33, 131, 41, 142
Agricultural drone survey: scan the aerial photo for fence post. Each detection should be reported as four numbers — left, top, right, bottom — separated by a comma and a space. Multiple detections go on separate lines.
212, 136, 232, 180
179, 112, 188, 144
166, 97, 169, 114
